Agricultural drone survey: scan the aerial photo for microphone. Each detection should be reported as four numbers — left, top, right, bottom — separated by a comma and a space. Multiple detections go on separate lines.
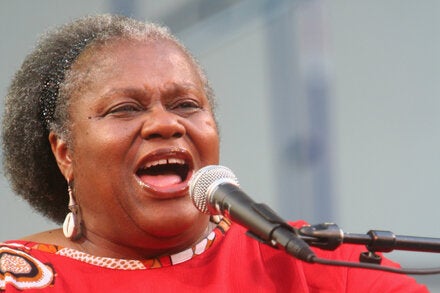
189, 165, 315, 263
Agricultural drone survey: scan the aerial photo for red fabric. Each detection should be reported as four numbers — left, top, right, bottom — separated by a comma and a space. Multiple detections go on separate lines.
1, 221, 428, 292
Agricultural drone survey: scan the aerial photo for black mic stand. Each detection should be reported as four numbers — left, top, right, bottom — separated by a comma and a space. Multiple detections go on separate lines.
298, 223, 440, 264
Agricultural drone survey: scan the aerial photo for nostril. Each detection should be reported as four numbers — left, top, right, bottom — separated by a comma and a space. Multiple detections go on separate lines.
145, 130, 184, 140
172, 132, 183, 138
147, 133, 162, 140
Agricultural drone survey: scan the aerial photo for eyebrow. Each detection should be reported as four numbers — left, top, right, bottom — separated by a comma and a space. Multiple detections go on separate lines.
162, 82, 203, 95
100, 87, 148, 99
101, 83, 203, 99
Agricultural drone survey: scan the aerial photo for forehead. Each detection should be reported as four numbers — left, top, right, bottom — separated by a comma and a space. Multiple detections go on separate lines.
68, 37, 203, 95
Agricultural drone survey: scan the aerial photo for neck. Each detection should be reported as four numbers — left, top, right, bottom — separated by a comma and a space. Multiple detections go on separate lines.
68, 220, 216, 259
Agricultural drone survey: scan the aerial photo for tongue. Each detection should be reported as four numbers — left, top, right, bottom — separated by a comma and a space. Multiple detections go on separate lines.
139, 174, 182, 187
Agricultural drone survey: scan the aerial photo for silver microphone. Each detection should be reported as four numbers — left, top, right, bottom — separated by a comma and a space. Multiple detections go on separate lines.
188, 165, 315, 262
189, 165, 238, 214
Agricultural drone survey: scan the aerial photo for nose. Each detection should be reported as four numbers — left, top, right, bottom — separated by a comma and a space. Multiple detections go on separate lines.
140, 107, 185, 140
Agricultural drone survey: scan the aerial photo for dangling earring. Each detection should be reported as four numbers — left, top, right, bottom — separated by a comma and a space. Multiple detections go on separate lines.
63, 183, 82, 240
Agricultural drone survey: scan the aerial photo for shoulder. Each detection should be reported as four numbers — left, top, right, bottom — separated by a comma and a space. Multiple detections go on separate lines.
20, 228, 66, 245
0, 241, 56, 290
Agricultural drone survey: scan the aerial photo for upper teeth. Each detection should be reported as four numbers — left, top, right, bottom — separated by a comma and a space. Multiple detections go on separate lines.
144, 158, 185, 168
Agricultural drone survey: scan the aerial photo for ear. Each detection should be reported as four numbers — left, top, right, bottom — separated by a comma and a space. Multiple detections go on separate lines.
49, 132, 73, 182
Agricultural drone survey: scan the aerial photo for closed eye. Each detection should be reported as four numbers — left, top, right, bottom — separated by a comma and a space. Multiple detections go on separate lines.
168, 99, 202, 116
106, 103, 144, 117
176, 100, 200, 109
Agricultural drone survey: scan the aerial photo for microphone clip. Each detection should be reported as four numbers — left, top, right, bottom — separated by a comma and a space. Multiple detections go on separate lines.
298, 223, 344, 251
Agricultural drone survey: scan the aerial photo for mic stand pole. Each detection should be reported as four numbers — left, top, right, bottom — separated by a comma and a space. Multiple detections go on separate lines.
298, 223, 440, 264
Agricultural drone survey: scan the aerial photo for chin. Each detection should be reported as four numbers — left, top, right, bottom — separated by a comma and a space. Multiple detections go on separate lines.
146, 212, 209, 239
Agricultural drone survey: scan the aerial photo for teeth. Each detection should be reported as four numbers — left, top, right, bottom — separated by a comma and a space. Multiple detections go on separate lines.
144, 157, 185, 169
168, 158, 184, 165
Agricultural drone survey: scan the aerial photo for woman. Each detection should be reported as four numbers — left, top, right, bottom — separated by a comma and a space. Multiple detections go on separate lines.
1, 15, 427, 292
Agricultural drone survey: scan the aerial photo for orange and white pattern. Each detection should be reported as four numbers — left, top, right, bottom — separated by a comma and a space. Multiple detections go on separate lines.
0, 244, 54, 290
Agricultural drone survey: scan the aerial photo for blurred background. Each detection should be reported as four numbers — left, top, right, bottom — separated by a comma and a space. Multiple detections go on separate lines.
1, 0, 439, 289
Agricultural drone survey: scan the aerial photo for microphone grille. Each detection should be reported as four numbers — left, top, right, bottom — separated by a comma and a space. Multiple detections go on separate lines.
189, 165, 239, 214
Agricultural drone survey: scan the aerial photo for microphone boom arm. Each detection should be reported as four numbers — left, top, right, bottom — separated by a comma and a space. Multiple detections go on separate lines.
298, 223, 440, 263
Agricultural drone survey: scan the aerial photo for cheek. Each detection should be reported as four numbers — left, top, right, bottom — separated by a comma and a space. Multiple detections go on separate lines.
191, 116, 220, 164
70, 121, 137, 182
70, 124, 138, 218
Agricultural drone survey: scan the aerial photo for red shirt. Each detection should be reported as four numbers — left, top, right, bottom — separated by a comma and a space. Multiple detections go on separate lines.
0, 220, 428, 292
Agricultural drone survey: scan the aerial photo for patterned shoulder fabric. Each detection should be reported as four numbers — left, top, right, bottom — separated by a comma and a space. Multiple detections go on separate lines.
0, 243, 55, 290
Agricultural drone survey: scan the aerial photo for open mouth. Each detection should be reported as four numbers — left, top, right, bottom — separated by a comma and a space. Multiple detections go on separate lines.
136, 157, 191, 188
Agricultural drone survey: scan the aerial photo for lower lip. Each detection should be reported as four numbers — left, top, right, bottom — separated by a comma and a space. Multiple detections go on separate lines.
135, 170, 193, 199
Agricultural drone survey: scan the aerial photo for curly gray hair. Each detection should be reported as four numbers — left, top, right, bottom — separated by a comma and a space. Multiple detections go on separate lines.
2, 14, 215, 224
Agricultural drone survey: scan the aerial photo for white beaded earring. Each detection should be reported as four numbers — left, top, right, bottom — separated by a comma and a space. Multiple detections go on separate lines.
63, 183, 82, 240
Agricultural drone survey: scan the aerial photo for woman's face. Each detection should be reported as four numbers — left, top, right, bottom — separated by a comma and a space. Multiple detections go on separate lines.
57, 38, 219, 257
